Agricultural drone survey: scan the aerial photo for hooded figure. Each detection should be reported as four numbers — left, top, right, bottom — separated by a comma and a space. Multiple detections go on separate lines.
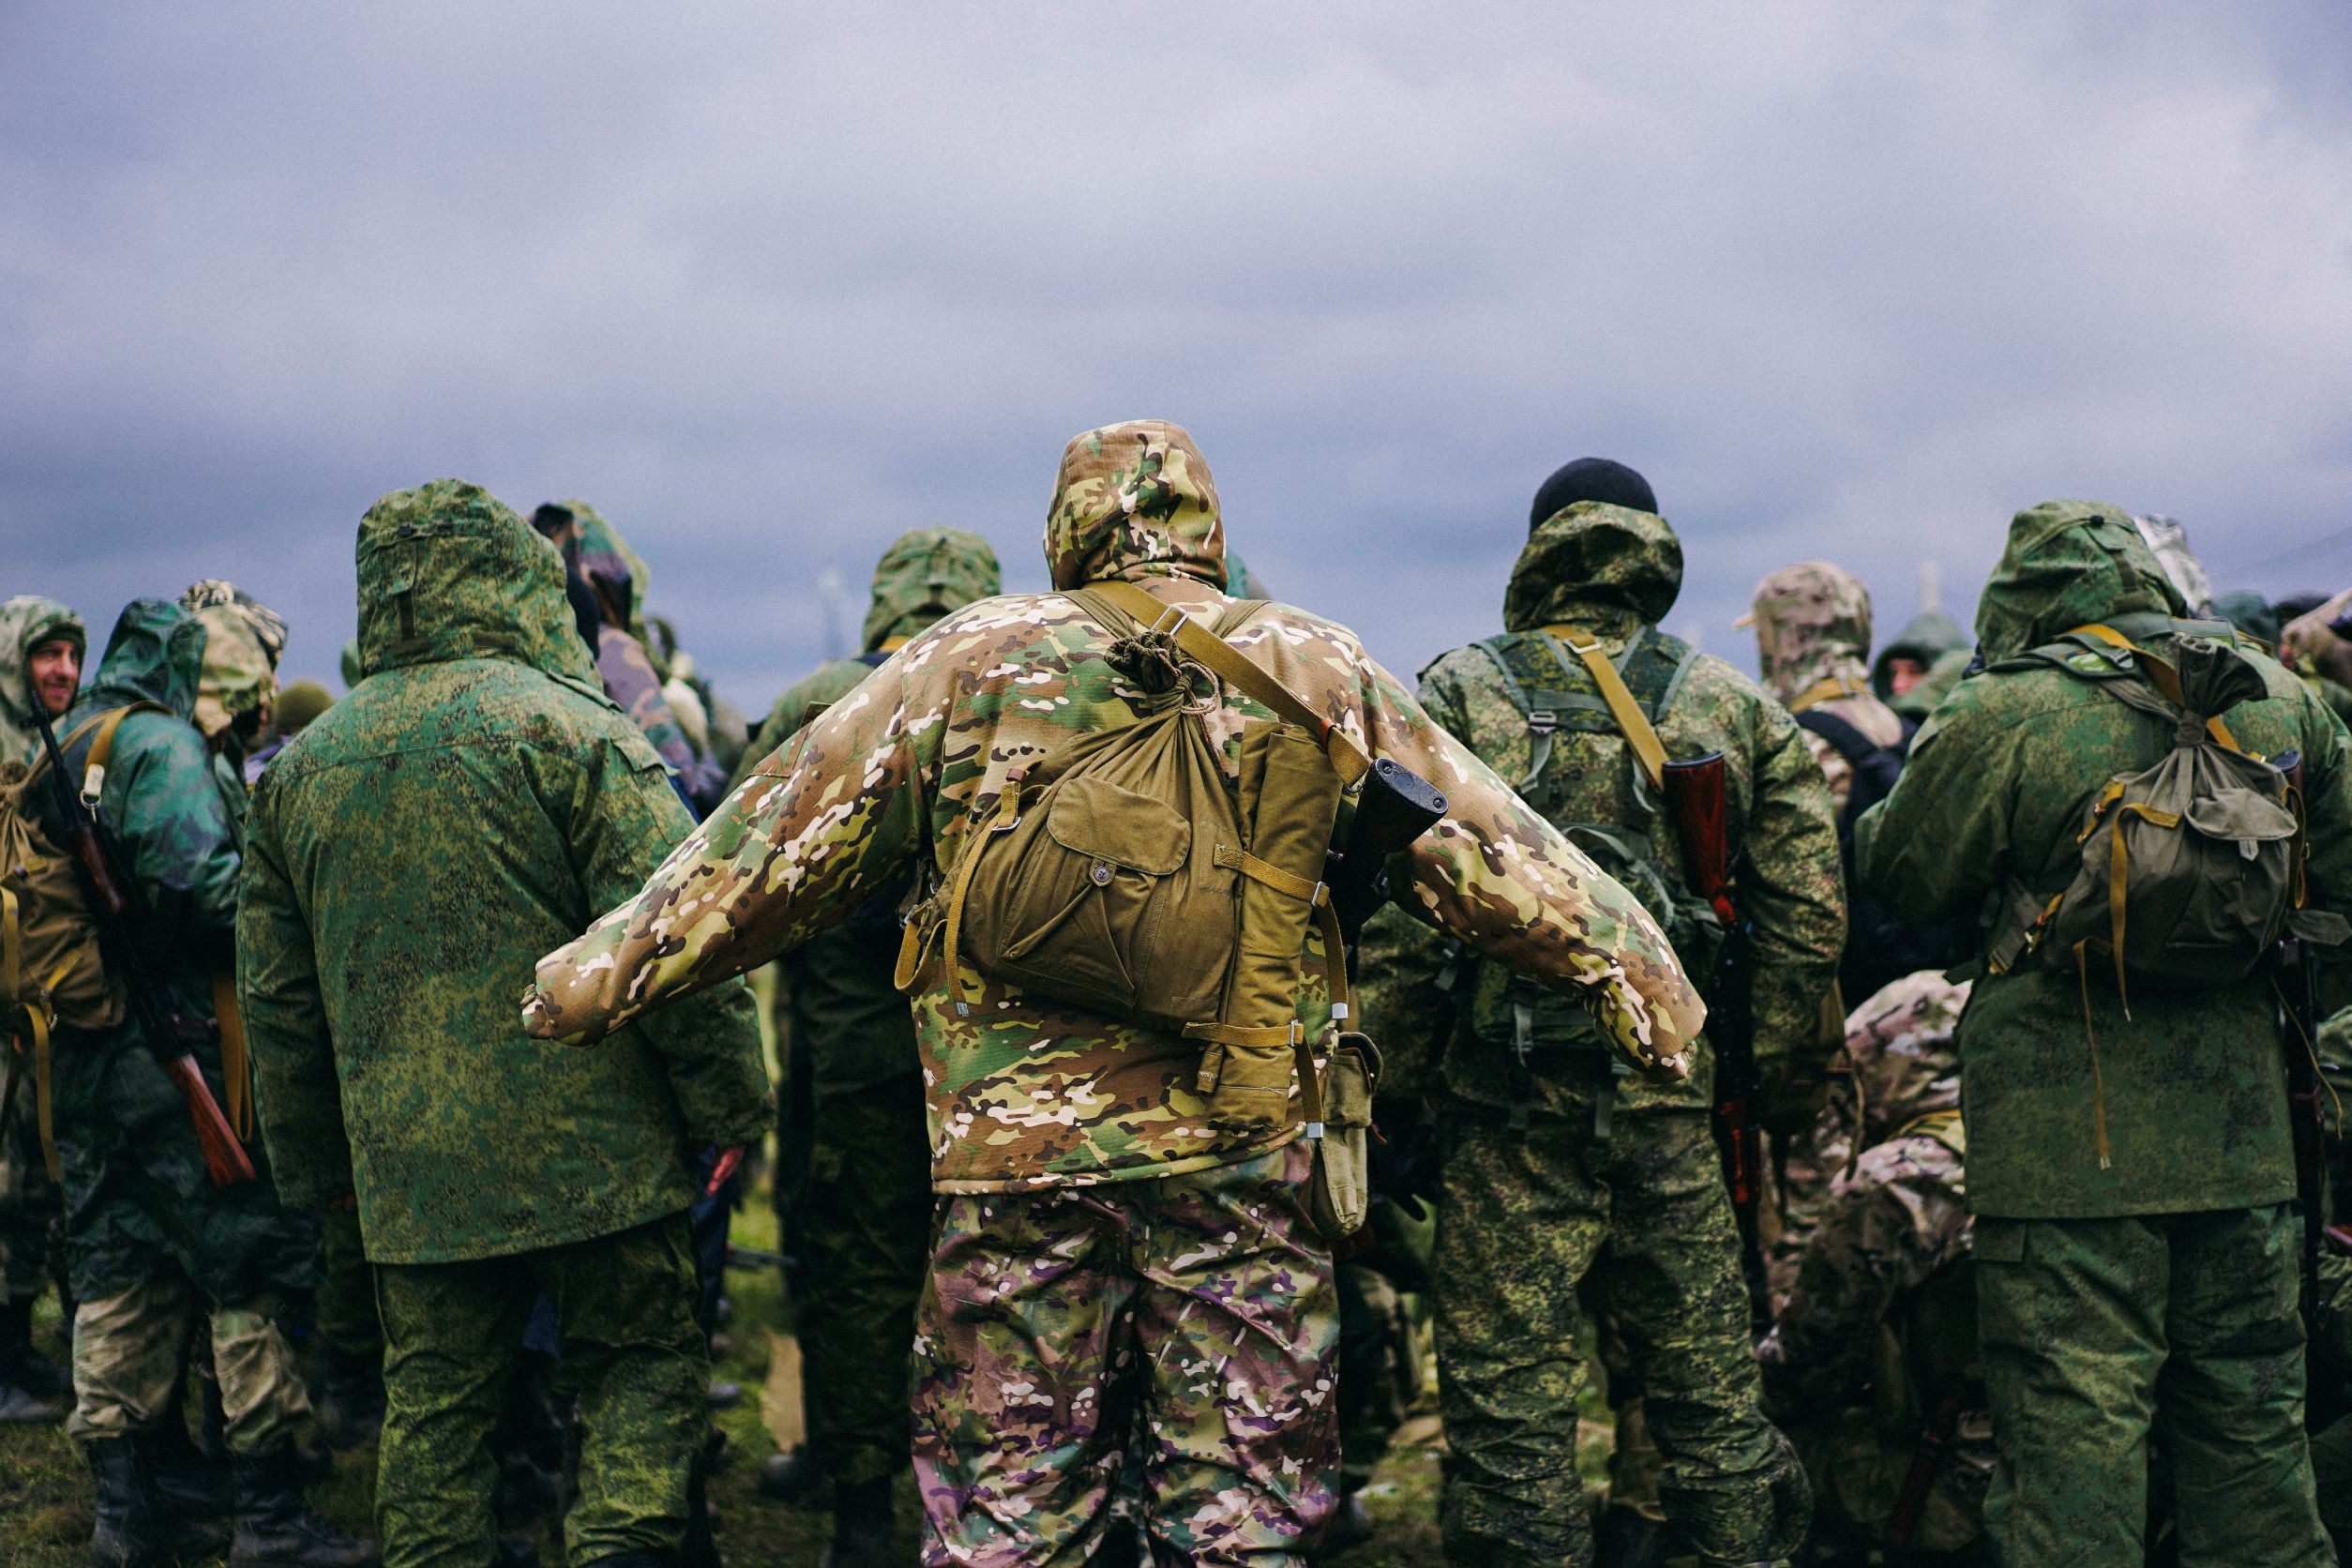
524, 419, 1702, 1566
1357, 493, 1842, 1568
0, 596, 85, 770
237, 479, 770, 1566
43, 600, 358, 1561
1870, 609, 1969, 715
1757, 970, 1987, 1559
1856, 499, 2351, 1565
178, 580, 290, 749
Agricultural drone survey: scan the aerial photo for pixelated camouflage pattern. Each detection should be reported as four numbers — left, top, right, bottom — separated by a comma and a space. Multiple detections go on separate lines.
178, 580, 289, 742
864, 526, 1004, 652
238, 479, 771, 1264
1365, 505, 1843, 1119
1749, 561, 1907, 812
374, 1213, 708, 1565
0, 595, 83, 768
1976, 1204, 2329, 1565
0, 1070, 57, 1301
525, 426, 1703, 1193
2314, 1245, 2352, 1558
68, 1273, 312, 1455
1857, 499, 2352, 1217
1435, 1112, 1807, 1567
912, 1142, 1338, 1568
1757, 974, 1984, 1555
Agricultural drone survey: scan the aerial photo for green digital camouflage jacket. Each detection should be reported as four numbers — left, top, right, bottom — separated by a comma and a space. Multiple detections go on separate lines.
0, 595, 84, 769
238, 480, 773, 1265
1856, 500, 2352, 1218
746, 528, 1004, 1097
1362, 502, 1845, 1118
1749, 562, 1907, 814
525, 422, 1705, 1193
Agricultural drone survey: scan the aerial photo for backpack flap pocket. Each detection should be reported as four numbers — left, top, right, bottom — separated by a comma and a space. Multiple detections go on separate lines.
1307, 1031, 1382, 1242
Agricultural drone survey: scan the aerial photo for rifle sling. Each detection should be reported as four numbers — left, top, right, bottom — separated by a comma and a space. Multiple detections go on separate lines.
1542, 624, 1668, 794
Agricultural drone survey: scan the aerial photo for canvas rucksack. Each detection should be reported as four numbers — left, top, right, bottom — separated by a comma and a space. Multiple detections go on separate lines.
893, 580, 1383, 1233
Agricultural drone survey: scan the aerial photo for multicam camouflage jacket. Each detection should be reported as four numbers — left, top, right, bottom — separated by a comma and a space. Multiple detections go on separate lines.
1858, 501, 2352, 1218
1360, 502, 1845, 1120
1748, 562, 1908, 814
0, 595, 84, 769
238, 481, 772, 1264
525, 422, 1704, 1193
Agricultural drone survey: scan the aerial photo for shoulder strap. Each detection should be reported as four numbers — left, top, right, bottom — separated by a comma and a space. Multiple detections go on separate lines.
1082, 580, 1371, 786
2068, 624, 2241, 753
1787, 673, 1867, 713
1540, 625, 1667, 794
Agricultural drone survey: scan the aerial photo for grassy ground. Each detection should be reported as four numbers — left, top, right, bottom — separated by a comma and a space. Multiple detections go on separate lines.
0, 1191, 1608, 1566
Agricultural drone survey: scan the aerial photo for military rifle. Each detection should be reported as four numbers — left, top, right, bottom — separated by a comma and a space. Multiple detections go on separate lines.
1324, 756, 1448, 965
1661, 749, 1773, 1342
2273, 750, 2328, 1339
1884, 1383, 1967, 1556
30, 703, 255, 1189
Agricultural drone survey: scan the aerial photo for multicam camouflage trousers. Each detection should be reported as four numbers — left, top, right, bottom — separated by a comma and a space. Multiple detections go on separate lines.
372, 1212, 707, 1568
912, 1141, 1339, 1568
789, 1077, 934, 1492
66, 1268, 311, 1453
1975, 1205, 2330, 1568
1435, 1104, 1807, 1568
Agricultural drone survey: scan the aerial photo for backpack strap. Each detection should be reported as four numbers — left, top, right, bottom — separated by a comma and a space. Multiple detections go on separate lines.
1541, 625, 1668, 794
1465, 638, 1606, 793
1080, 580, 1372, 786
2067, 624, 2244, 752
1787, 673, 1868, 713
31, 702, 173, 809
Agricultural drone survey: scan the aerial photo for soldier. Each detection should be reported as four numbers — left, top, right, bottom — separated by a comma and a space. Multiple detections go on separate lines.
1756, 972, 1986, 1563
1357, 457, 1844, 1568
0, 595, 83, 1424
1868, 610, 1969, 723
41, 598, 369, 1566
522, 420, 1706, 1568
236, 480, 774, 1567
530, 499, 731, 814
742, 526, 1004, 1567
1857, 500, 2347, 1565
178, 580, 289, 814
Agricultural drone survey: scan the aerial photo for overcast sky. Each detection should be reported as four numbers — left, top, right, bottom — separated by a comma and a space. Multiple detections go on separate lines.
7, 3, 2352, 714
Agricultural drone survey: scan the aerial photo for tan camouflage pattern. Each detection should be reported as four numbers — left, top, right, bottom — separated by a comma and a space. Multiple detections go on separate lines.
68, 1273, 312, 1455
179, 580, 289, 742
1748, 562, 1905, 813
526, 422, 1703, 1193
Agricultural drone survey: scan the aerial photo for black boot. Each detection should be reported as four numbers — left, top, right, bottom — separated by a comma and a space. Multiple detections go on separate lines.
310, 1340, 385, 1454
228, 1446, 379, 1567
820, 1476, 900, 1568
148, 1421, 235, 1520
0, 1292, 72, 1401
575, 1554, 673, 1568
84, 1436, 229, 1568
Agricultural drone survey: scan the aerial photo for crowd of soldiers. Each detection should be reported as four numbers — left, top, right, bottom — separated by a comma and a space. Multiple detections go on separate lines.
1, 422, 2347, 1568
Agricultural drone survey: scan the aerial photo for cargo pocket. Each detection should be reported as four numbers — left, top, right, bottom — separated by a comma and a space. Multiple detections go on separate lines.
1306, 1032, 1382, 1243
990, 774, 1190, 1012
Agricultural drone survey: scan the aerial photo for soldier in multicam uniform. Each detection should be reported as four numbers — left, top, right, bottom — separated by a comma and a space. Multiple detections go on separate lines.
1351, 457, 1847, 1568
177, 580, 290, 826
1858, 501, 2347, 1565
42, 597, 371, 1567
522, 421, 1707, 1568
1756, 972, 1985, 1564
238, 481, 774, 1567
739, 526, 1004, 1566
0, 595, 84, 1425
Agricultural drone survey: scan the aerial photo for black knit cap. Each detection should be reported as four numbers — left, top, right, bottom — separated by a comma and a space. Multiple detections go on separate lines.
1530, 458, 1657, 529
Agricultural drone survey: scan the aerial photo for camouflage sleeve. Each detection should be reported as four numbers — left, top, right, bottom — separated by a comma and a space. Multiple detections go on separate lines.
1800, 727, 1853, 818
523, 657, 926, 1047
1854, 686, 2013, 927
538, 731, 776, 1142
1357, 653, 1705, 1078
730, 661, 871, 791
234, 780, 352, 1207
110, 715, 242, 941
1740, 703, 1847, 1077
1756, 1142, 1964, 1412
2291, 678, 2352, 1017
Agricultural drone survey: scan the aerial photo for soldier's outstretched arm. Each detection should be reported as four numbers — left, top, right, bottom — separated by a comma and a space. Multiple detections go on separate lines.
1362, 657, 1705, 1079
524, 660, 924, 1046
234, 784, 351, 1206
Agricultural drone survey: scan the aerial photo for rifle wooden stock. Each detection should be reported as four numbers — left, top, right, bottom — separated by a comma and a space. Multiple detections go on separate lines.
1662, 753, 1737, 924
1884, 1383, 1968, 1550
161, 1052, 258, 1187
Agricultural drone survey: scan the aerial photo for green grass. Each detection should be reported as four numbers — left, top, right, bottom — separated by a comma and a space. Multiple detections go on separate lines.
0, 1192, 1610, 1566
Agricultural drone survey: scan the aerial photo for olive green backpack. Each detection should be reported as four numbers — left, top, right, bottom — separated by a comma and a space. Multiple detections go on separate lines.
894, 579, 1383, 1234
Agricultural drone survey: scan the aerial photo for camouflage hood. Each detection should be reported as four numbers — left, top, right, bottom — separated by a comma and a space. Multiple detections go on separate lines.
1503, 502, 1682, 639
1045, 420, 1228, 591
82, 598, 205, 724
565, 498, 655, 646
1747, 562, 1874, 707
1974, 500, 2188, 663
1871, 609, 1969, 700
178, 580, 289, 741
864, 527, 1003, 651
1844, 972, 1968, 1147
353, 479, 601, 697
0, 595, 84, 767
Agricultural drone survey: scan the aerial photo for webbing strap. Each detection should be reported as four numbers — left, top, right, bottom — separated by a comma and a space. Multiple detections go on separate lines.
1544, 626, 1668, 793
1214, 844, 1321, 903
1787, 673, 1867, 714
939, 767, 1026, 1018
2067, 625, 2241, 752
1, 886, 17, 1010
1085, 580, 1372, 785
211, 969, 252, 1142
77, 703, 166, 808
